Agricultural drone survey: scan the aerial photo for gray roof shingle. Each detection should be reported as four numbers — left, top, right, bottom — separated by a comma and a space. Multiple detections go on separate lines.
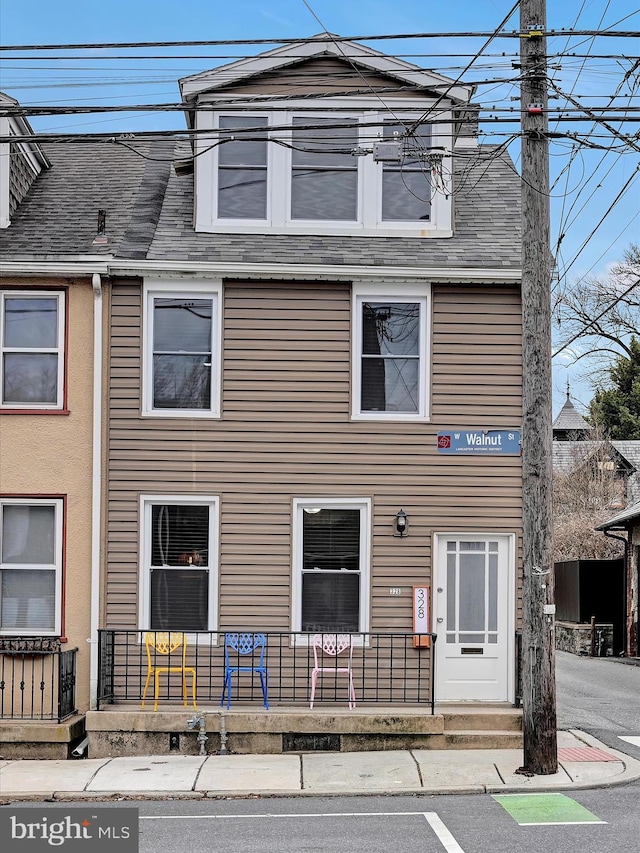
0, 140, 521, 272
552, 395, 592, 433
0, 141, 169, 259
146, 144, 521, 268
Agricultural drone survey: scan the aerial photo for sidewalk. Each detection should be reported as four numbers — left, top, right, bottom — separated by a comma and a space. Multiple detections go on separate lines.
1, 730, 639, 801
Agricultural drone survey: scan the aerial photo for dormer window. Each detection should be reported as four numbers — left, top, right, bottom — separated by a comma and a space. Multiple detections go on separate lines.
381, 121, 431, 221
291, 117, 358, 221
195, 109, 452, 237
217, 116, 268, 219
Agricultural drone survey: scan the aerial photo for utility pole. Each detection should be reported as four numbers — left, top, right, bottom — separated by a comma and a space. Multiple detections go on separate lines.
520, 0, 558, 774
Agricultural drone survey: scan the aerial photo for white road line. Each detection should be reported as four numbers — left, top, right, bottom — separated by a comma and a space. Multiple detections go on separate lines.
140, 811, 428, 820
619, 735, 640, 747
424, 812, 466, 853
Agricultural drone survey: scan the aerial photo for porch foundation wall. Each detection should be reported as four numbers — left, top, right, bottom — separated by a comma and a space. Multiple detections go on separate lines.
85, 708, 522, 757
0, 716, 86, 760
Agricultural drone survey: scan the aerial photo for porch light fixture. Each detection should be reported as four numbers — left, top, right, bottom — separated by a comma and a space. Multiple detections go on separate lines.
394, 509, 408, 537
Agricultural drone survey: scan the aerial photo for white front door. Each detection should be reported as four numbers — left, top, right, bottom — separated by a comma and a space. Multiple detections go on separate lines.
433, 534, 514, 702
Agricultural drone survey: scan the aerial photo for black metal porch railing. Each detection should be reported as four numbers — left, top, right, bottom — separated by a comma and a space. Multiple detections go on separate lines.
97, 630, 437, 713
0, 648, 78, 722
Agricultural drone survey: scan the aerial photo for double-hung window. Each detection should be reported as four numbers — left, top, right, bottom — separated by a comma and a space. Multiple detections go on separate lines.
381, 121, 432, 222
0, 498, 63, 635
139, 496, 218, 632
1, 290, 65, 409
352, 282, 430, 420
292, 498, 370, 634
217, 116, 268, 220
143, 279, 221, 417
197, 109, 451, 236
290, 117, 359, 221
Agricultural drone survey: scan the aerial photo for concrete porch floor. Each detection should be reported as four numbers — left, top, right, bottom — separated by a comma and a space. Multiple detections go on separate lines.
85, 703, 523, 758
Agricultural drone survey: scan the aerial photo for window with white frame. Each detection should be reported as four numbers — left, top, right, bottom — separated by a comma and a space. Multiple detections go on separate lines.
381, 120, 432, 221
352, 282, 430, 420
197, 109, 451, 236
217, 115, 268, 219
143, 280, 221, 417
0, 499, 63, 635
140, 496, 218, 632
290, 117, 359, 221
292, 498, 370, 634
1, 291, 65, 409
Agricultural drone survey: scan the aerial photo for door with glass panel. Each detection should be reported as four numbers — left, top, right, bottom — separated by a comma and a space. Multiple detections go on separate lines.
433, 534, 514, 702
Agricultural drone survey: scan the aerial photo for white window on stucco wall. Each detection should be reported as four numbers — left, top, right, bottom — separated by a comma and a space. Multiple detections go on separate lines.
0, 290, 65, 410
0, 498, 63, 636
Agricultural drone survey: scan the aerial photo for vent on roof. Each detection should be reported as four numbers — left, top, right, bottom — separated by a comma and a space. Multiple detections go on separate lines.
92, 209, 108, 244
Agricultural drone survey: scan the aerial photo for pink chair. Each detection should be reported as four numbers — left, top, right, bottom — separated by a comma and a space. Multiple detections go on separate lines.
309, 633, 356, 709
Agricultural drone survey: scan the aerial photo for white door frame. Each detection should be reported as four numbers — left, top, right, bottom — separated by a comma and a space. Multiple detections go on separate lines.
432, 532, 516, 703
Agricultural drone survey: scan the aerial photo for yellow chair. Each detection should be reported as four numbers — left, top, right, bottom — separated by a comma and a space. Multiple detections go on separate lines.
141, 631, 197, 711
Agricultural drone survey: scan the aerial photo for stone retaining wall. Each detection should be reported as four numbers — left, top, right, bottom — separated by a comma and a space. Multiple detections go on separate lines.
555, 621, 614, 656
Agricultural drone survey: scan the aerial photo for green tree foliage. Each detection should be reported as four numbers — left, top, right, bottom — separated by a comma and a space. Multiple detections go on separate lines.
588, 336, 640, 439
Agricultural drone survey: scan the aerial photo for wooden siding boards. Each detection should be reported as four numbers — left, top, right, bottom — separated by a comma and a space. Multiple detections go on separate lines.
106, 278, 523, 632
205, 57, 427, 99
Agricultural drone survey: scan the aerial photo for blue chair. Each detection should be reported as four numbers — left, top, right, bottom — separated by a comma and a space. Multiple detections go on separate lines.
221, 633, 269, 709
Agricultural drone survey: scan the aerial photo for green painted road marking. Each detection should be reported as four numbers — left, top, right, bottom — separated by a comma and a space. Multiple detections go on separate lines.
492, 794, 606, 826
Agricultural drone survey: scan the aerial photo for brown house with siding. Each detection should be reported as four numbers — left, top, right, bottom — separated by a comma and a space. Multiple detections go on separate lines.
1, 36, 523, 754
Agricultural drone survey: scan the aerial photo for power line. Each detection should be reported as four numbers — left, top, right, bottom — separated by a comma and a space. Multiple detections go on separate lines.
4, 101, 640, 117
557, 163, 640, 284
1, 29, 639, 52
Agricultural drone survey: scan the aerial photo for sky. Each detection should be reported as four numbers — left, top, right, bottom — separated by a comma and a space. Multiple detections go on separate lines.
1, 0, 638, 418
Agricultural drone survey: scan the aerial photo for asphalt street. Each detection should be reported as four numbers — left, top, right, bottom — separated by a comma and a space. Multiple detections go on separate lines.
9, 786, 640, 853
556, 650, 640, 760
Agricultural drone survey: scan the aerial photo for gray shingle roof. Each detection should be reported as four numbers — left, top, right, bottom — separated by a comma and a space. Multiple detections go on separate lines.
553, 439, 640, 473
552, 395, 592, 433
0, 141, 170, 259
596, 499, 640, 530
146, 145, 521, 268
0, 140, 521, 271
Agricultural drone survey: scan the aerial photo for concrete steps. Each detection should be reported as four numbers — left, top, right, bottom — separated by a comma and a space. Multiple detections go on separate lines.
433, 706, 523, 750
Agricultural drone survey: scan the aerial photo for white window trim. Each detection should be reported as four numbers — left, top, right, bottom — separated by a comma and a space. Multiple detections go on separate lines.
0, 498, 63, 637
142, 278, 222, 418
194, 105, 453, 237
138, 494, 219, 639
351, 281, 431, 421
291, 497, 371, 639
0, 290, 65, 410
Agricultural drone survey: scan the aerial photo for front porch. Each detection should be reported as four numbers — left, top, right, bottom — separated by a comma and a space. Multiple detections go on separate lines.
91, 629, 521, 757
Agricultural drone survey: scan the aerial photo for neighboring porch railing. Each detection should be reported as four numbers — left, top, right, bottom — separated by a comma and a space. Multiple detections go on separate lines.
97, 630, 437, 713
0, 647, 78, 721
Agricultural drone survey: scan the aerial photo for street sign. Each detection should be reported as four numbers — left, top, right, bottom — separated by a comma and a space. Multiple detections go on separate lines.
437, 430, 521, 455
